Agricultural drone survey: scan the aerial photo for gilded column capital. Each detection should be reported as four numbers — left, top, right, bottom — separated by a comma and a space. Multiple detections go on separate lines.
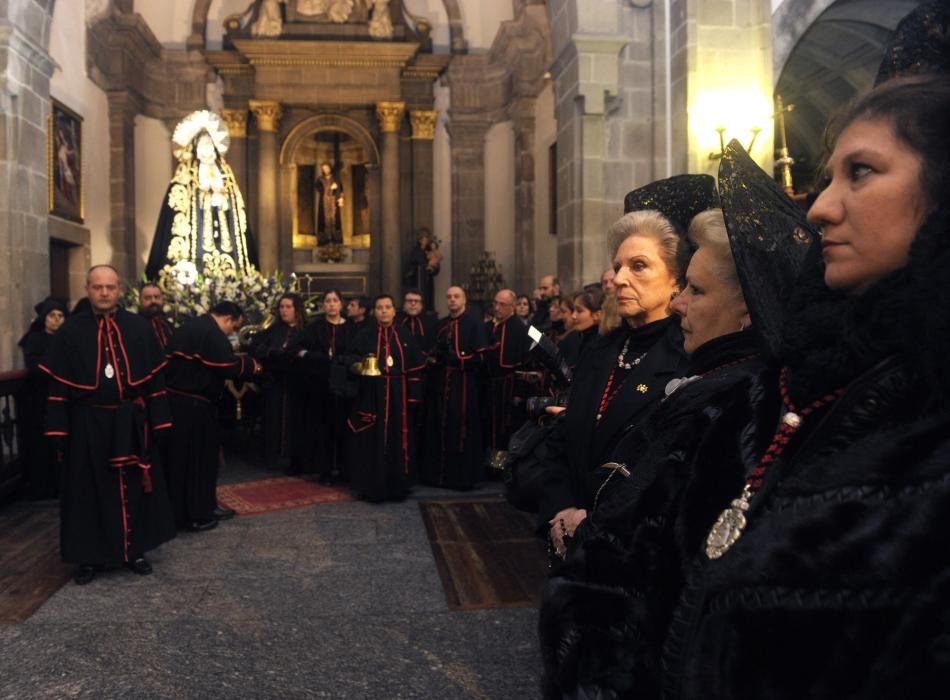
409, 110, 438, 140
220, 108, 248, 138
249, 100, 283, 133
376, 101, 407, 133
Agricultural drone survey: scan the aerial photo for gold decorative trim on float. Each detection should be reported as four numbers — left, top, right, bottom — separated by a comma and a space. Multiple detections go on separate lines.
249, 100, 283, 132
376, 101, 406, 133
409, 110, 438, 140
220, 109, 248, 138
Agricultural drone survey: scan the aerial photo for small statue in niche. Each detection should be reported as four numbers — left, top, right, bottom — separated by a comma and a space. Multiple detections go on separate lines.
252, 0, 284, 37
405, 228, 442, 310
314, 162, 344, 246
296, 0, 328, 15
328, 0, 355, 22
368, 0, 393, 38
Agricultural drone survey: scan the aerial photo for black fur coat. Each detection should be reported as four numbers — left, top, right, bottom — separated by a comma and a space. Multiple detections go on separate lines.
662, 209, 950, 698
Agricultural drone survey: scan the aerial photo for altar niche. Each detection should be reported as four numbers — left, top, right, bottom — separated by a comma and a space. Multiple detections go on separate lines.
281, 115, 381, 273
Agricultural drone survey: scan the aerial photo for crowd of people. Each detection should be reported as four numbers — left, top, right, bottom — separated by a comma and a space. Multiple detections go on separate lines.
12, 2, 950, 692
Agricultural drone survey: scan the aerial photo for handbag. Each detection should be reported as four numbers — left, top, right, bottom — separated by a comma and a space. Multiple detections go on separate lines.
502, 418, 553, 513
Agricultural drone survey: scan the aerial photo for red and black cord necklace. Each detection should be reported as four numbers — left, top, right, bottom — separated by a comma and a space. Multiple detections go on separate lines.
705, 367, 845, 559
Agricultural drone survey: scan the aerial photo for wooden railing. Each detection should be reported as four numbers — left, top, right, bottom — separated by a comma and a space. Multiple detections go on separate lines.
0, 370, 27, 502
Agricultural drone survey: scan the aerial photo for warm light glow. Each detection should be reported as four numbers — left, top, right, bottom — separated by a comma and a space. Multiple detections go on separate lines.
689, 87, 773, 159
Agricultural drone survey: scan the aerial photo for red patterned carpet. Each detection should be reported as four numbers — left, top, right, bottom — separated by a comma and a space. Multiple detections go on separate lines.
216, 476, 352, 517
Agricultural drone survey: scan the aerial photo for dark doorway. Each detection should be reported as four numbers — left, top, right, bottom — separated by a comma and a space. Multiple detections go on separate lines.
49, 239, 72, 300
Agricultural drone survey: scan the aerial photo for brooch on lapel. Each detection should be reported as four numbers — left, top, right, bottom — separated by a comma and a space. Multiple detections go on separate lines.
636, 384, 648, 393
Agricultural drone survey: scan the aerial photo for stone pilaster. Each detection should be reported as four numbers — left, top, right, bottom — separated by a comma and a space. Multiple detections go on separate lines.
511, 99, 537, 296
107, 91, 142, 280
220, 107, 249, 200
409, 110, 437, 246
446, 120, 491, 280
250, 100, 282, 274
377, 101, 406, 296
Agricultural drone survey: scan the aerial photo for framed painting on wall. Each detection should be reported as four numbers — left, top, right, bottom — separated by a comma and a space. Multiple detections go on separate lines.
48, 99, 84, 223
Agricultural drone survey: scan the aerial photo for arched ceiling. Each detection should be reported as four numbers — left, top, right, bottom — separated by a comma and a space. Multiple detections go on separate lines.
775, 0, 922, 188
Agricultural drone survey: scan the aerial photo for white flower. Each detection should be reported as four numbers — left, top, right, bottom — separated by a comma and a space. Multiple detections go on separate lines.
173, 260, 198, 286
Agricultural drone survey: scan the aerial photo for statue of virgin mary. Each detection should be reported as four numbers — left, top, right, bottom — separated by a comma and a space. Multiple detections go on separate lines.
145, 110, 258, 280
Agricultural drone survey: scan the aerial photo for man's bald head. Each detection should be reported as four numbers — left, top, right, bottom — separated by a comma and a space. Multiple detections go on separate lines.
86, 265, 122, 315
538, 275, 559, 300
446, 286, 467, 316
492, 288, 517, 322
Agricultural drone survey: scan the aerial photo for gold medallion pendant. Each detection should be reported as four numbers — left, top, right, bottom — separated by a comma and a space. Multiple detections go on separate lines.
705, 484, 752, 559
386, 355, 394, 368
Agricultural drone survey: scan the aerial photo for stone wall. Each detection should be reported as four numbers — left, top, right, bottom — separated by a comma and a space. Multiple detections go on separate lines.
0, 0, 56, 370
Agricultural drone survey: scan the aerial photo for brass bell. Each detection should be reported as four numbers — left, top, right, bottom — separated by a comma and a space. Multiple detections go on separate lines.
360, 353, 382, 377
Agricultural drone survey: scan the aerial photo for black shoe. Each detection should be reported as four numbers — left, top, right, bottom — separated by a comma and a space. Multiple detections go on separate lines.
187, 518, 219, 532
212, 506, 236, 521
124, 556, 153, 576
74, 565, 96, 586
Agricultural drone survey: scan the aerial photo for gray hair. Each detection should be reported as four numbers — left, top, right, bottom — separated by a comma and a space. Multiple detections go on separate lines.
606, 210, 687, 284
687, 209, 743, 300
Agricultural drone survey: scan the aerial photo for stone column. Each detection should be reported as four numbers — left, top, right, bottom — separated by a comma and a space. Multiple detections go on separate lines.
511, 99, 536, 296
409, 110, 437, 240
249, 100, 282, 274
446, 120, 490, 283
220, 108, 249, 198
107, 91, 141, 279
376, 101, 406, 296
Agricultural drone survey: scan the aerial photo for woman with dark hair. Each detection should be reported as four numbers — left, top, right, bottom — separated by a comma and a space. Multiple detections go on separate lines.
558, 288, 603, 369
251, 293, 307, 470
292, 289, 352, 483
343, 294, 425, 502
515, 294, 532, 325
18, 297, 68, 498
661, 72, 950, 698
537, 175, 717, 549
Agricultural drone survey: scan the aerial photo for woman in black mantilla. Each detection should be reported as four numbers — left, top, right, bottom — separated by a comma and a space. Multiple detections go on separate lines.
539, 146, 814, 697
662, 73, 950, 700
18, 297, 67, 499
250, 293, 307, 471
538, 175, 717, 549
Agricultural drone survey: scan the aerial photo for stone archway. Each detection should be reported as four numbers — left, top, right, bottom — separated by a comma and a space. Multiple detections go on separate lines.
0, 0, 59, 370
278, 114, 383, 273
773, 0, 922, 189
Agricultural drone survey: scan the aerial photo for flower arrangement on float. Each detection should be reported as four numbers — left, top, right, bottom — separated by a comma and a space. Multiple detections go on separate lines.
125, 261, 318, 326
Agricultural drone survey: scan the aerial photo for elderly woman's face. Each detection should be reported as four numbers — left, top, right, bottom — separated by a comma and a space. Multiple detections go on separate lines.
671, 247, 749, 355
807, 117, 928, 295
612, 234, 679, 326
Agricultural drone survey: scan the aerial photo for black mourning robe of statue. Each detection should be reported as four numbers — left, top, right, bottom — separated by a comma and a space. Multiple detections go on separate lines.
164, 316, 256, 524
484, 315, 529, 450
250, 322, 305, 465
421, 312, 491, 490
19, 329, 58, 499
344, 323, 425, 502
537, 317, 689, 530
314, 173, 343, 246
289, 317, 353, 479
40, 309, 175, 565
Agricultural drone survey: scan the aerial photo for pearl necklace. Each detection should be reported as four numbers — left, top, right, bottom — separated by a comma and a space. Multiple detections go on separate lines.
616, 337, 647, 370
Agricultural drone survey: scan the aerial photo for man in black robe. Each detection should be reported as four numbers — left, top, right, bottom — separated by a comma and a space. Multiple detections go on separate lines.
531, 274, 560, 331
138, 282, 173, 351
41, 265, 175, 585
421, 286, 490, 490
484, 288, 529, 451
344, 295, 425, 502
398, 288, 438, 355
346, 295, 370, 333
164, 301, 261, 531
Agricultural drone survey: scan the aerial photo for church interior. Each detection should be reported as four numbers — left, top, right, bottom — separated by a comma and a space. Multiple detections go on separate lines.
0, 1, 938, 697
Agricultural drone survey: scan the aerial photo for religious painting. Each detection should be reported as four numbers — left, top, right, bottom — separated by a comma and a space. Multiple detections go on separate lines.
48, 99, 83, 223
